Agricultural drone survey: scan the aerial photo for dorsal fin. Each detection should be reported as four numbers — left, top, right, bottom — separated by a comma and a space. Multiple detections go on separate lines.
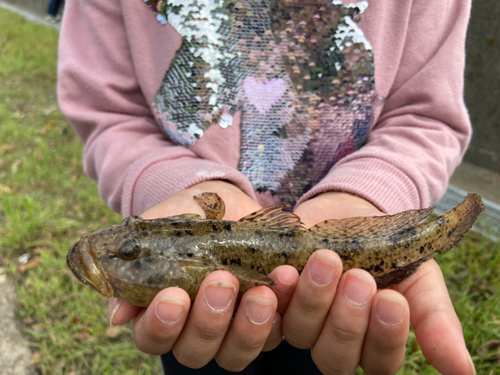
143, 214, 202, 225
235, 206, 305, 231
193, 192, 226, 220
308, 207, 434, 238
164, 214, 203, 220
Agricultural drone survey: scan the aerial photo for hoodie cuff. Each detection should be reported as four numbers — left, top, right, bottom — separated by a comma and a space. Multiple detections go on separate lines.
296, 157, 421, 214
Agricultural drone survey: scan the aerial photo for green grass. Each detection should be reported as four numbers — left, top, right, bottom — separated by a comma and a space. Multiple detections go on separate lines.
0, 8, 159, 374
402, 234, 500, 375
0, 6, 499, 375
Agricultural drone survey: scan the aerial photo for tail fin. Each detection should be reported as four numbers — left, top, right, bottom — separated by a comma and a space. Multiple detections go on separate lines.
434, 193, 484, 254
374, 194, 483, 288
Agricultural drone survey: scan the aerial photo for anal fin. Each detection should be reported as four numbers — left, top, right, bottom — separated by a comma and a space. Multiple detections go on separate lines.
374, 254, 434, 289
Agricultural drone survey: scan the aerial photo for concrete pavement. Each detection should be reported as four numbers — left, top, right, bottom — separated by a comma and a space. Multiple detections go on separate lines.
437, 161, 500, 241
0, 269, 33, 375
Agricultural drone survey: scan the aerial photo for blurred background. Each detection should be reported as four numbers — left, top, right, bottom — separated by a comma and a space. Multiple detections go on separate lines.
0, 1, 499, 374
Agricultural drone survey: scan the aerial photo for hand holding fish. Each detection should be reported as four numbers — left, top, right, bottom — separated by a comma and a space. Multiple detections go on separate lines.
68, 181, 482, 374
292, 192, 477, 375
281, 192, 408, 374
108, 180, 278, 369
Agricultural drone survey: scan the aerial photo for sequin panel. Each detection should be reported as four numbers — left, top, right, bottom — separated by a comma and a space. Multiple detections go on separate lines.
147, 0, 378, 206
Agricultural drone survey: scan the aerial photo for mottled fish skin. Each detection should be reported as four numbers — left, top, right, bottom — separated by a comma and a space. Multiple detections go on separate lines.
67, 193, 484, 307
297, 193, 484, 279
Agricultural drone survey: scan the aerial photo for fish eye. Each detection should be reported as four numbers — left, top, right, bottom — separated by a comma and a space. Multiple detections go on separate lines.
117, 241, 141, 260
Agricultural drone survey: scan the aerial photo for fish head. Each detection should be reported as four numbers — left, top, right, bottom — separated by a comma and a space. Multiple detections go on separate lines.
67, 216, 147, 299
67, 216, 213, 306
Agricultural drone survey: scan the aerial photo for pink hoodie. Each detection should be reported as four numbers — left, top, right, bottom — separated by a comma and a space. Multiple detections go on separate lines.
58, 0, 472, 217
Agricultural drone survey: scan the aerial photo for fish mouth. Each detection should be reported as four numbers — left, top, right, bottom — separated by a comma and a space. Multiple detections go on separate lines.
67, 240, 114, 297
67, 242, 94, 288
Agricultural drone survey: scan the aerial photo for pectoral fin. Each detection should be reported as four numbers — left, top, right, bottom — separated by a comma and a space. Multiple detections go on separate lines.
218, 265, 276, 294
193, 192, 226, 220
166, 258, 214, 300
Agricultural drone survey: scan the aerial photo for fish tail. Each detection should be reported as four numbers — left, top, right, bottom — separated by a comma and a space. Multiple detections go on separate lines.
373, 194, 483, 289
433, 193, 484, 254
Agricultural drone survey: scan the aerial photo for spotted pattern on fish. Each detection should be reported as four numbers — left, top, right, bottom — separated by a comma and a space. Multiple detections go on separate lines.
67, 193, 484, 306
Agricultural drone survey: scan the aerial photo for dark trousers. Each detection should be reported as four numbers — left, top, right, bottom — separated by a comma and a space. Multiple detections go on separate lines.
160, 340, 323, 375
47, 0, 64, 16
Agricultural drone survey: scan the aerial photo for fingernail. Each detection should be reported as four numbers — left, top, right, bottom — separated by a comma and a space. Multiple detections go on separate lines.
204, 281, 236, 312
273, 273, 294, 294
155, 296, 187, 325
343, 271, 374, 306
376, 294, 406, 326
276, 272, 294, 286
109, 298, 122, 326
467, 352, 476, 375
244, 295, 274, 325
308, 251, 338, 287
270, 313, 280, 334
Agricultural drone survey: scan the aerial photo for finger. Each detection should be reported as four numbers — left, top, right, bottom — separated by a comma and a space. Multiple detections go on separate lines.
172, 271, 238, 369
359, 290, 409, 375
282, 250, 342, 349
215, 286, 278, 371
268, 265, 299, 315
311, 269, 376, 375
109, 298, 142, 325
391, 260, 475, 375
132, 287, 191, 355
262, 312, 282, 352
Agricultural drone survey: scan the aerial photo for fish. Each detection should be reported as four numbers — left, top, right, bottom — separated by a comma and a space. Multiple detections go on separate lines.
67, 192, 484, 307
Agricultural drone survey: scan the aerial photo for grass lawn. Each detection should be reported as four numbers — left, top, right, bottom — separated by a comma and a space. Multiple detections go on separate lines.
0, 6, 499, 375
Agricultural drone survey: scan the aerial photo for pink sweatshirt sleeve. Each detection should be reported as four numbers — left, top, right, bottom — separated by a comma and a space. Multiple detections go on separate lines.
57, 0, 256, 216
297, 0, 472, 214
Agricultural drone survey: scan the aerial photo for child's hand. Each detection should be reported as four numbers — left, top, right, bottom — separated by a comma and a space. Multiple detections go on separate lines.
282, 192, 475, 375
108, 180, 283, 371
107, 186, 475, 374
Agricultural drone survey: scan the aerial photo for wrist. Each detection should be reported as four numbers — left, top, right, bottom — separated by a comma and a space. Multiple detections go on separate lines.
141, 180, 261, 221
311, 191, 381, 212
294, 191, 384, 227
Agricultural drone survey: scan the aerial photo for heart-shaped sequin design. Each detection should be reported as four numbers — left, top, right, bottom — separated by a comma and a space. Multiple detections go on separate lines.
242, 77, 288, 115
